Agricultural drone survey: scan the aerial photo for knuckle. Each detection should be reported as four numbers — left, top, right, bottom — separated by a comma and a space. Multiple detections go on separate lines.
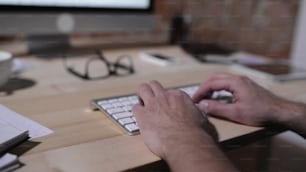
233, 75, 249, 84
208, 74, 219, 80
238, 75, 249, 81
149, 80, 158, 85
138, 84, 147, 91
167, 90, 181, 99
173, 90, 184, 96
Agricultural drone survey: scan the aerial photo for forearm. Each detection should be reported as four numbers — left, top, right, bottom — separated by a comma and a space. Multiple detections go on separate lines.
163, 130, 236, 172
275, 100, 306, 138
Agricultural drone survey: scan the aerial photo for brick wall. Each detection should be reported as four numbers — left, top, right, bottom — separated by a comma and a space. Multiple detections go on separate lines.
75, 0, 299, 59
160, 0, 300, 59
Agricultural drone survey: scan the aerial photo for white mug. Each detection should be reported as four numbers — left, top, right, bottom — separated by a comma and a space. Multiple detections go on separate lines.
0, 51, 13, 87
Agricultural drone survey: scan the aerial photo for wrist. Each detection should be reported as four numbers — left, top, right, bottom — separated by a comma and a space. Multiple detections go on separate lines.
162, 128, 235, 172
272, 100, 306, 135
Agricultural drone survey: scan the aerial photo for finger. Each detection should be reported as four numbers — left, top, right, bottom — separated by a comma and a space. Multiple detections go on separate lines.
138, 96, 144, 106
168, 89, 196, 109
132, 104, 147, 131
149, 80, 166, 96
180, 90, 195, 105
138, 83, 154, 106
192, 73, 236, 102
192, 78, 235, 103
198, 100, 237, 121
167, 89, 182, 103
132, 104, 145, 123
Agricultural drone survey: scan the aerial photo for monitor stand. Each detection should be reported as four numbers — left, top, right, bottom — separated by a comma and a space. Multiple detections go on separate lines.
27, 34, 70, 57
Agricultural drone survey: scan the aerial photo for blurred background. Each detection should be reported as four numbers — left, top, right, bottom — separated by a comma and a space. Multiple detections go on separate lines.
0, 0, 299, 59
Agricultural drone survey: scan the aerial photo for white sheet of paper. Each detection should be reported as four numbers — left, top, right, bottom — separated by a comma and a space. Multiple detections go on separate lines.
0, 153, 17, 167
0, 104, 53, 141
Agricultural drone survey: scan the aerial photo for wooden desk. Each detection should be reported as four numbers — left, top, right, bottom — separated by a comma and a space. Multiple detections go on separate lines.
1, 46, 305, 171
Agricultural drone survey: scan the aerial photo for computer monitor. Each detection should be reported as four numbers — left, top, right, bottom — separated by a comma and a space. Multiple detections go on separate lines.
0, 0, 154, 35
0, 0, 154, 54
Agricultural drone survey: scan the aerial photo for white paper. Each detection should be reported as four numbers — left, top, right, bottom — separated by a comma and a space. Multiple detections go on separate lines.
0, 153, 17, 168
0, 120, 25, 144
0, 104, 53, 140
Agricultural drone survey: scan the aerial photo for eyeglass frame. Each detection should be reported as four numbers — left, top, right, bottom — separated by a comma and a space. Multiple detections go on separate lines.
63, 51, 135, 80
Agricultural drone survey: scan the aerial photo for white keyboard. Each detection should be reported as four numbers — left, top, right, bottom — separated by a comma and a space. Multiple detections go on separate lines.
91, 84, 199, 135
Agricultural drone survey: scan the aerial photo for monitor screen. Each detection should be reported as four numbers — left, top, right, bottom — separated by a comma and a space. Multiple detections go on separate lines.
0, 0, 152, 10
0, 0, 154, 36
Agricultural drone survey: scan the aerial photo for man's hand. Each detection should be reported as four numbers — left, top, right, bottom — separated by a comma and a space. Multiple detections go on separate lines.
192, 73, 305, 129
133, 80, 216, 159
132, 80, 237, 172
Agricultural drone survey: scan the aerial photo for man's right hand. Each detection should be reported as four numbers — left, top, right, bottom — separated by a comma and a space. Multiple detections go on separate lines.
192, 73, 302, 128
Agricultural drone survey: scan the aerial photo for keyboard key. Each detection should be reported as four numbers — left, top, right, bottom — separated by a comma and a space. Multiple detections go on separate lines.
128, 95, 138, 100
119, 97, 129, 101
118, 117, 134, 125
107, 108, 124, 114
97, 100, 109, 105
108, 99, 119, 103
121, 101, 133, 106
131, 99, 139, 104
112, 102, 123, 107
125, 123, 139, 132
132, 117, 137, 122
112, 112, 133, 120
100, 103, 113, 109
123, 106, 133, 111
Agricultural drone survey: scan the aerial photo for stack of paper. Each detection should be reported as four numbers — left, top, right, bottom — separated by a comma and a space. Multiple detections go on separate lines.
0, 153, 20, 172
0, 104, 53, 171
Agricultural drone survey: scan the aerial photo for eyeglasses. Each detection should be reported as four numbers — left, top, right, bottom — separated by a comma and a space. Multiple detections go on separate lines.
63, 51, 134, 80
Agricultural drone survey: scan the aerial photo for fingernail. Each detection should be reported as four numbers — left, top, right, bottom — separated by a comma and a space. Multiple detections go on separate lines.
199, 101, 209, 113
